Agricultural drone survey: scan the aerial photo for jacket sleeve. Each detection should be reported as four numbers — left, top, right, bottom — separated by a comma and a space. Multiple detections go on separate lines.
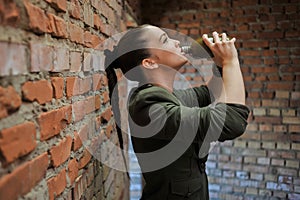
173, 85, 213, 107
129, 87, 250, 143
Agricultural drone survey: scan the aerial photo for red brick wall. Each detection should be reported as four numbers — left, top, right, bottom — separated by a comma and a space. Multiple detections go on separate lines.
140, 0, 300, 199
0, 0, 132, 199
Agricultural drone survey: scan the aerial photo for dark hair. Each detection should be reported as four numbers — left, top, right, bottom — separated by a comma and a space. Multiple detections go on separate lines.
104, 25, 153, 174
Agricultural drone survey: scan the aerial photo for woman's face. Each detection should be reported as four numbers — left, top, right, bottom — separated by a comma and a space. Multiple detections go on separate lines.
142, 26, 188, 70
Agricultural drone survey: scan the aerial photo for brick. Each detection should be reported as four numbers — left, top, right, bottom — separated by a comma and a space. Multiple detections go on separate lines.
269, 109, 280, 116
246, 123, 258, 131
30, 42, 54, 72
291, 143, 300, 150
259, 124, 272, 131
79, 149, 92, 169
291, 91, 300, 100
270, 150, 295, 160
0, 42, 27, 76
105, 123, 113, 138
95, 115, 102, 131
84, 31, 101, 48
276, 167, 297, 176
0, 0, 20, 26
49, 136, 72, 167
91, 50, 105, 71
83, 52, 92, 72
267, 82, 294, 90
0, 153, 48, 200
70, 51, 82, 72
0, 86, 22, 119
250, 173, 263, 181
0, 105, 7, 119
255, 116, 281, 124
73, 174, 84, 200
68, 23, 84, 44
282, 109, 296, 116
24, 1, 50, 33
246, 188, 258, 195
283, 117, 300, 124
257, 157, 270, 165
72, 100, 86, 122
73, 131, 82, 151
218, 162, 241, 170
38, 106, 72, 140
47, 169, 67, 200
83, 3, 93, 26
266, 181, 292, 192
45, 0, 67, 12
262, 99, 289, 108
85, 96, 96, 114
247, 141, 261, 149
67, 159, 79, 185
86, 163, 95, 186
274, 125, 287, 132
276, 142, 290, 150
93, 13, 103, 30
290, 99, 300, 107
93, 73, 102, 91
73, 124, 88, 151
66, 77, 91, 97
233, 140, 246, 148
288, 193, 300, 200
95, 94, 101, 110
69, 0, 81, 19
51, 77, 64, 99
252, 108, 266, 116
243, 40, 269, 48
275, 91, 290, 99
101, 107, 112, 123
47, 13, 68, 38
243, 164, 269, 173
102, 91, 110, 104
262, 141, 275, 149
53, 47, 69, 72
285, 160, 299, 169
22, 80, 53, 104
0, 122, 36, 163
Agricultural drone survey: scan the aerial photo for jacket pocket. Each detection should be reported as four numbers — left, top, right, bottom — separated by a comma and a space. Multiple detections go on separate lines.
169, 177, 202, 199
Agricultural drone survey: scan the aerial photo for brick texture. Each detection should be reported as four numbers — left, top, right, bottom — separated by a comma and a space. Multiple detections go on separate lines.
0, 122, 36, 164
22, 80, 53, 104
0, 153, 48, 200
0, 86, 22, 119
47, 169, 67, 200
0, 0, 130, 199
140, 0, 300, 199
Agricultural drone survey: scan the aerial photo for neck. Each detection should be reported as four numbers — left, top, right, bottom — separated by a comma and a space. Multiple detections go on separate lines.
144, 68, 177, 93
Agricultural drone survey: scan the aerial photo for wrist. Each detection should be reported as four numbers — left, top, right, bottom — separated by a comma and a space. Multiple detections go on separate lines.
222, 58, 240, 69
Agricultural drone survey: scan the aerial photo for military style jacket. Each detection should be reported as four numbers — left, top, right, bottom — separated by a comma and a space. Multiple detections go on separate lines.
128, 84, 250, 200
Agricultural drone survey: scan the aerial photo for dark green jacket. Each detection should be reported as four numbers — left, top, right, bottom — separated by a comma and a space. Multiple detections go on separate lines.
128, 84, 250, 200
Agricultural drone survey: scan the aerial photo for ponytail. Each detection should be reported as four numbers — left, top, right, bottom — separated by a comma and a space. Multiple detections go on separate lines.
104, 48, 129, 177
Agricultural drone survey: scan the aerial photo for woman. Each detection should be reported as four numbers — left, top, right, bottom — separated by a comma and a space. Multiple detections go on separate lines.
104, 25, 249, 200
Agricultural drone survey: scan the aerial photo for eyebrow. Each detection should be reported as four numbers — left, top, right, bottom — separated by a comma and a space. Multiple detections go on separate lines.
159, 33, 167, 42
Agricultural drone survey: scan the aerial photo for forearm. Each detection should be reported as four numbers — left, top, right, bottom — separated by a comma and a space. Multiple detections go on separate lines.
206, 67, 226, 103
222, 59, 246, 105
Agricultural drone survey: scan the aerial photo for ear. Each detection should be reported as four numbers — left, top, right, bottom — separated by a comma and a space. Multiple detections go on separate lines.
141, 58, 159, 69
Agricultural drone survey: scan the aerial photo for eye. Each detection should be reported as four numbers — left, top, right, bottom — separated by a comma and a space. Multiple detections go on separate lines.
163, 36, 168, 43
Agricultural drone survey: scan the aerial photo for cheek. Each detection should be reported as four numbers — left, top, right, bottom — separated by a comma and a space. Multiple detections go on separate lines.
165, 53, 188, 68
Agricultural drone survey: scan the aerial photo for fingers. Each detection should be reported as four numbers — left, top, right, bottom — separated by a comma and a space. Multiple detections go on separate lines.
202, 31, 234, 43
213, 31, 220, 43
202, 34, 213, 48
221, 32, 227, 42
